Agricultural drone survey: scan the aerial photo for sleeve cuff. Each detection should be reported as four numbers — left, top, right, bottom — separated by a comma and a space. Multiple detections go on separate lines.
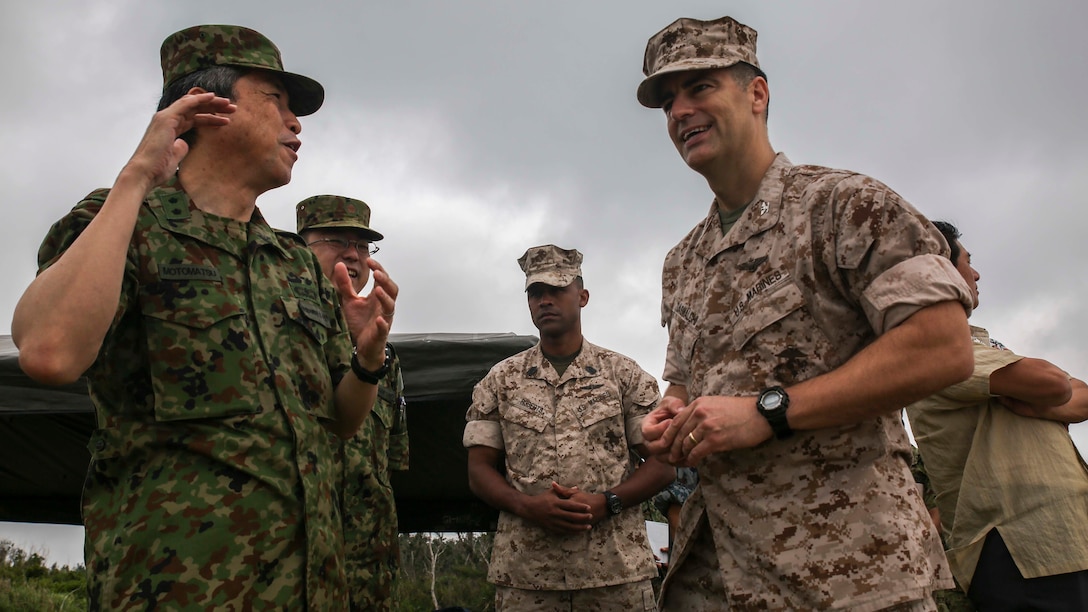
463, 420, 504, 450
862, 254, 973, 334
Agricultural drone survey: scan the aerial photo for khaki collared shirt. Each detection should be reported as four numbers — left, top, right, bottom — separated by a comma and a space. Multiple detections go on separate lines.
661, 153, 972, 610
907, 326, 1088, 591
463, 340, 660, 590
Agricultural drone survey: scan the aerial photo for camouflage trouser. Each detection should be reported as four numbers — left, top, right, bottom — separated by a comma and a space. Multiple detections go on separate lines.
660, 518, 937, 612
933, 586, 975, 612
495, 579, 657, 612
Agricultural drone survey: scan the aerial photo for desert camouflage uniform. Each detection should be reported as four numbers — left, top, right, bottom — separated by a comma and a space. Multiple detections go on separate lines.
463, 340, 660, 593
341, 348, 408, 611
659, 153, 973, 610
38, 179, 351, 610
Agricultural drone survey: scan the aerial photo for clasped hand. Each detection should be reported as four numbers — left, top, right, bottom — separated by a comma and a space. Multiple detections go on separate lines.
641, 394, 773, 466
519, 482, 599, 534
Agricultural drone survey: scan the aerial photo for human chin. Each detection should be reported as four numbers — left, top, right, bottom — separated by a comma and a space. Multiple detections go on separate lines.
682, 147, 716, 173
532, 314, 558, 332
269, 164, 293, 189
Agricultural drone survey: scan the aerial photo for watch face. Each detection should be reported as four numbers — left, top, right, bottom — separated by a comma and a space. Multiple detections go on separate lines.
761, 391, 783, 411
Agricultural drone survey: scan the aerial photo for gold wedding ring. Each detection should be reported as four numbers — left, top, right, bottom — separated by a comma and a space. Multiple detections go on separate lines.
688, 432, 699, 445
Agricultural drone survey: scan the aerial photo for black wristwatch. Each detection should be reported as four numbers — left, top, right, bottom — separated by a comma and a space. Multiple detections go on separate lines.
351, 345, 392, 385
603, 490, 623, 516
756, 386, 793, 440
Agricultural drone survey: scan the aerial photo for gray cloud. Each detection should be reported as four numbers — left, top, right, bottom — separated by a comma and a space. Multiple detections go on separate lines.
2, 0, 1086, 563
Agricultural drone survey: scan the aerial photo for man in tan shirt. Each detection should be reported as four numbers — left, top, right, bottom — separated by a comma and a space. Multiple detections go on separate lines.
908, 220, 1088, 610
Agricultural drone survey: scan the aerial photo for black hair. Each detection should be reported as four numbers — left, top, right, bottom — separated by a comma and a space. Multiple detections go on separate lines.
157, 65, 246, 145
932, 220, 962, 263
728, 63, 770, 122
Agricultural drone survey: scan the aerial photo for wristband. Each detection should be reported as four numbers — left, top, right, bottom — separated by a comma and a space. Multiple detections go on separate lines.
351, 345, 391, 385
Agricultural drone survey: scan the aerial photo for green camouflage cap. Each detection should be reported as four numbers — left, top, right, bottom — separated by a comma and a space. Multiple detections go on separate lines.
637, 16, 765, 108
296, 195, 384, 241
518, 245, 582, 291
161, 25, 324, 116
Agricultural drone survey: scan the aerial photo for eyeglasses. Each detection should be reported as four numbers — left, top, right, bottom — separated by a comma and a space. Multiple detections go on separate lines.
306, 238, 380, 256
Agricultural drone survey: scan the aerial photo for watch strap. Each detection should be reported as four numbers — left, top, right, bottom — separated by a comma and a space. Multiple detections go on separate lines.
351, 345, 391, 385
758, 386, 794, 440
603, 490, 623, 516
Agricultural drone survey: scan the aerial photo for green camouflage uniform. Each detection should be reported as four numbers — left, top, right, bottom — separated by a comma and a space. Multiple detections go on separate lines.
38, 180, 352, 609
341, 348, 408, 611
295, 193, 405, 611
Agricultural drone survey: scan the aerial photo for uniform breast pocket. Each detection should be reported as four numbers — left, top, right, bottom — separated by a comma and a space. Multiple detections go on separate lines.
280, 296, 332, 348
370, 385, 396, 430
575, 392, 623, 429
730, 280, 807, 350
575, 391, 627, 480
500, 401, 554, 478
277, 296, 337, 420
140, 286, 264, 422
501, 401, 552, 434
671, 315, 700, 367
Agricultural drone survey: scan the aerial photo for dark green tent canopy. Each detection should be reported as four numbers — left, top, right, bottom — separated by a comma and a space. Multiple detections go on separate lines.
0, 332, 536, 531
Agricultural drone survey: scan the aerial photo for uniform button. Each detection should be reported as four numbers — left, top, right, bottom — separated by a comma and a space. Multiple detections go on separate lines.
94, 438, 106, 452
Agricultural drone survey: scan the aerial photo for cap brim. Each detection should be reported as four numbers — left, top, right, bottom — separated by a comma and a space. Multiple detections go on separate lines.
523, 274, 578, 291
638, 58, 764, 108
280, 71, 324, 116
301, 221, 383, 241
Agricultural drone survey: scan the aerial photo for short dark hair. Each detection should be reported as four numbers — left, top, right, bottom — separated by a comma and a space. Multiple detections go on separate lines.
157, 66, 246, 145
728, 63, 769, 122
932, 220, 962, 263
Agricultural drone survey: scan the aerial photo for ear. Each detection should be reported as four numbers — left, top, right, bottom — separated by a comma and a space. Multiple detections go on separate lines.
579, 289, 590, 307
750, 76, 769, 118
186, 86, 209, 96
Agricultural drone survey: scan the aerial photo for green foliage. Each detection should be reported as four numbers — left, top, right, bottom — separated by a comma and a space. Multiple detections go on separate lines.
0, 539, 87, 611
393, 504, 663, 611
394, 532, 495, 612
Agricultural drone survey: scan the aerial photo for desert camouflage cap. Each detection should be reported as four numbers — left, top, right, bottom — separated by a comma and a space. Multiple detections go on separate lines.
296, 195, 384, 241
518, 245, 582, 291
160, 25, 324, 116
637, 16, 764, 108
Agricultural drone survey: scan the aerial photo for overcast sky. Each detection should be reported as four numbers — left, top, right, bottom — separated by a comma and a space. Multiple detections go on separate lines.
2, 0, 1086, 567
